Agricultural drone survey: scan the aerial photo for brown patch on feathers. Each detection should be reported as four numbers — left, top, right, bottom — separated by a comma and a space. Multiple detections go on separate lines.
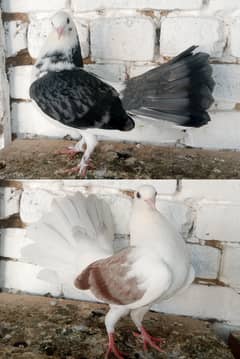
74, 248, 144, 305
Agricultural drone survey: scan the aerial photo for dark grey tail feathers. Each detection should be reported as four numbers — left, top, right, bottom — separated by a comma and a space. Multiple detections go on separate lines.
122, 46, 215, 128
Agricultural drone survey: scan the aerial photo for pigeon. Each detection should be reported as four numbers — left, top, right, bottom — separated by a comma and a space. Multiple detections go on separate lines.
22, 185, 195, 358
30, 11, 215, 176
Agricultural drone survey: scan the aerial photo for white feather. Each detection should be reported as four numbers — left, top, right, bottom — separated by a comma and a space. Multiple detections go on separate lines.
21, 192, 115, 286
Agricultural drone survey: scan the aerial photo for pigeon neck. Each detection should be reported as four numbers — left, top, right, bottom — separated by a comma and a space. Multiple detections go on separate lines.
34, 32, 83, 77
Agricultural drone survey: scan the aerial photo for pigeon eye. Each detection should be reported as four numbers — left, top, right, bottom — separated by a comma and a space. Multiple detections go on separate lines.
136, 192, 141, 199
67, 18, 70, 24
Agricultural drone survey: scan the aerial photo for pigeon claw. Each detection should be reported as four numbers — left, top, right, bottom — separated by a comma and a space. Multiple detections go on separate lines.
54, 147, 81, 160
105, 333, 127, 359
133, 326, 165, 353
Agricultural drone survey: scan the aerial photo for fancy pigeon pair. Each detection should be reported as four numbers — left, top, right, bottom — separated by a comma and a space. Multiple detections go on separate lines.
22, 185, 195, 358
30, 11, 215, 176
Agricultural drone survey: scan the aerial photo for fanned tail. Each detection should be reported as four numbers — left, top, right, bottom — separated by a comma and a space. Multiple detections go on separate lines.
21, 192, 114, 286
122, 46, 215, 127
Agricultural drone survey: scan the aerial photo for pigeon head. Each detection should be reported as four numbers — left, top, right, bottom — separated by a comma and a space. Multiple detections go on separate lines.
35, 11, 83, 76
134, 185, 157, 209
51, 11, 76, 40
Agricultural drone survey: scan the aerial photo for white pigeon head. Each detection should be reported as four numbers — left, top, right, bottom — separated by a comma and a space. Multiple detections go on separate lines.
51, 11, 76, 40
35, 11, 83, 75
134, 185, 157, 209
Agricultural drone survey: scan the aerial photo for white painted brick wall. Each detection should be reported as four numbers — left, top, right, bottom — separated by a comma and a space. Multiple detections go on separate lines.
0, 11, 11, 149
1, 180, 240, 324
1, 0, 70, 13
0, 187, 21, 218
91, 17, 155, 62
195, 201, 240, 243
153, 285, 240, 325
182, 111, 240, 150
189, 244, 221, 279
220, 245, 240, 290
4, 21, 28, 58
212, 65, 240, 106
229, 17, 240, 58
72, 0, 203, 12
160, 17, 225, 58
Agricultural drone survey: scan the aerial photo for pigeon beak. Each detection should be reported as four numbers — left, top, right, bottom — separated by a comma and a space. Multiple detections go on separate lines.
56, 26, 64, 39
145, 199, 156, 209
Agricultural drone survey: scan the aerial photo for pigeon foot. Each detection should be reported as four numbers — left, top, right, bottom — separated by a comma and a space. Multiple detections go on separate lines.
105, 333, 127, 359
133, 326, 165, 352
54, 147, 82, 159
59, 159, 95, 177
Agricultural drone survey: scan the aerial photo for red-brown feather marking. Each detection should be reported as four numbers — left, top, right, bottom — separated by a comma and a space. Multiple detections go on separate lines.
74, 248, 144, 305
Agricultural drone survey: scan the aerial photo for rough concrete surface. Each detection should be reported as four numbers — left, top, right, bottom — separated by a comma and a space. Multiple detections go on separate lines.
0, 293, 233, 359
1, 139, 240, 179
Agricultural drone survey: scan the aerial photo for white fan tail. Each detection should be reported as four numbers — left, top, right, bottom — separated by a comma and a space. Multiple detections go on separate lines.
21, 192, 115, 285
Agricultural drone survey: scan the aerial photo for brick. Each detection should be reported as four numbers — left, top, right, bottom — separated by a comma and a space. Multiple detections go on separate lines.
85, 63, 126, 83
4, 21, 28, 57
28, 15, 89, 60
229, 17, 240, 58
8, 65, 32, 99
0, 228, 28, 259
1, 0, 70, 13
212, 65, 240, 105
188, 244, 221, 279
160, 17, 225, 57
220, 245, 240, 290
157, 200, 193, 239
91, 17, 155, 61
153, 284, 240, 325
72, 0, 202, 12
182, 111, 240, 150
181, 180, 240, 202
205, 0, 240, 14
0, 187, 21, 219
195, 202, 240, 243
0, 260, 60, 296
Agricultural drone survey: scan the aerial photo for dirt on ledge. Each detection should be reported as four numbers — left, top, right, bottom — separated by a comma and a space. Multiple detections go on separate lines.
0, 293, 233, 359
1, 139, 240, 179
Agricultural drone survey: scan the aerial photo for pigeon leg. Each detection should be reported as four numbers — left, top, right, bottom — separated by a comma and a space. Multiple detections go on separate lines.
61, 133, 97, 176
78, 133, 98, 176
105, 333, 126, 359
105, 306, 130, 359
131, 306, 165, 352
133, 326, 165, 352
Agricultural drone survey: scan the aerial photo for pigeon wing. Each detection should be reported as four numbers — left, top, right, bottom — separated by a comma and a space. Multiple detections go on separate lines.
30, 68, 118, 129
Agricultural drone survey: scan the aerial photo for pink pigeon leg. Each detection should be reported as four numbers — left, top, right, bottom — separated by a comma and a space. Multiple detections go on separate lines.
105, 333, 127, 359
133, 326, 165, 352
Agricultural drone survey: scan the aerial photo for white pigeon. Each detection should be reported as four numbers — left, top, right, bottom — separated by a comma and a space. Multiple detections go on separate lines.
21, 186, 195, 358
30, 11, 214, 176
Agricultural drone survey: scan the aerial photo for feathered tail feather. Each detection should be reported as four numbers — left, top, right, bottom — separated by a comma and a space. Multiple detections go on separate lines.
21, 192, 115, 286
121, 46, 215, 127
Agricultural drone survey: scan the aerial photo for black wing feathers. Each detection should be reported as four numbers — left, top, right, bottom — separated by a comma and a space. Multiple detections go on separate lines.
30, 69, 134, 131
